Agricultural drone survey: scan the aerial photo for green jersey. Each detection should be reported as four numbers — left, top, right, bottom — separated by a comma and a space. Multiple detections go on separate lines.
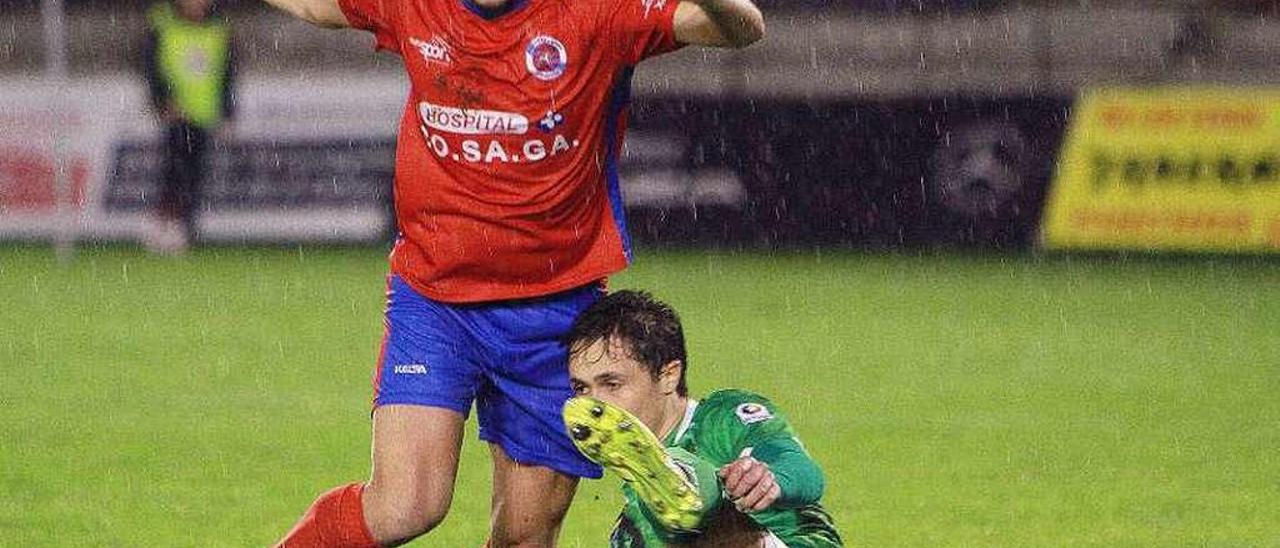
611, 389, 843, 548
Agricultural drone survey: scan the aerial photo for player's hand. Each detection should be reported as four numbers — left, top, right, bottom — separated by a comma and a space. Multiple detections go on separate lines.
718, 455, 780, 513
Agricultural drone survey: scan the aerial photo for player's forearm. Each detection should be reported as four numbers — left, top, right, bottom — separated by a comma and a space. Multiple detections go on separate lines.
261, 0, 350, 28
753, 441, 825, 507
692, 0, 764, 48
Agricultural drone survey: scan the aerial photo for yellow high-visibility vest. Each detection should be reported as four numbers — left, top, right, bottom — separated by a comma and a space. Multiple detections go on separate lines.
149, 2, 231, 129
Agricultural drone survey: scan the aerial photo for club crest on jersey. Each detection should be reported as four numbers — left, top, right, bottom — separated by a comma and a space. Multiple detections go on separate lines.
525, 35, 567, 81
735, 403, 774, 425
409, 36, 452, 65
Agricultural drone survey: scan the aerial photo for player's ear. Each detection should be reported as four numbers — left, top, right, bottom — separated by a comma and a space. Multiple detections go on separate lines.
658, 360, 682, 395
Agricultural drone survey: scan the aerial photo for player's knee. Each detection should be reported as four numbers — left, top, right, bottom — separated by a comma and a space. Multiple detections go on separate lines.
364, 484, 451, 543
377, 503, 450, 543
487, 527, 557, 548
488, 507, 564, 547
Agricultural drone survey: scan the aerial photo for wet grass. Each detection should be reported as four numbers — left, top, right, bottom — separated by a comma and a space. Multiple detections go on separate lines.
2, 245, 1278, 546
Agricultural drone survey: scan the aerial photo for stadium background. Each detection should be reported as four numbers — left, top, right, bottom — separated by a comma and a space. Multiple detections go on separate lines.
3, 0, 1279, 545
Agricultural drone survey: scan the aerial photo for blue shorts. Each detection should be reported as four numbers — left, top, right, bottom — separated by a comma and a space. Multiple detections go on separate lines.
373, 274, 604, 479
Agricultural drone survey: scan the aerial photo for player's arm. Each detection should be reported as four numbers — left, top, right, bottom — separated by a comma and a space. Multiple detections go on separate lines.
673, 0, 765, 49
261, 0, 351, 28
720, 437, 825, 512
140, 27, 174, 121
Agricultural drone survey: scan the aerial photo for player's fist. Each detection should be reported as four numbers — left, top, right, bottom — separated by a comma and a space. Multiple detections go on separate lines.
718, 455, 780, 513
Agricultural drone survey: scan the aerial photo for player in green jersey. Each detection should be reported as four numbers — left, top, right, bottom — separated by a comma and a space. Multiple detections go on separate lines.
562, 290, 843, 547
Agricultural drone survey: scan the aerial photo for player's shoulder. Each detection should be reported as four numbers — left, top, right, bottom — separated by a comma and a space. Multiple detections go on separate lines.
702, 388, 772, 406
563, 0, 649, 23
698, 389, 783, 425
574, 0, 624, 11
569, 0, 633, 23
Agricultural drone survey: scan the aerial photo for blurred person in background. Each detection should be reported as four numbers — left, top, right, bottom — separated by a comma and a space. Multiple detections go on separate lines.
260, 0, 765, 545
1169, 0, 1280, 62
140, 0, 237, 254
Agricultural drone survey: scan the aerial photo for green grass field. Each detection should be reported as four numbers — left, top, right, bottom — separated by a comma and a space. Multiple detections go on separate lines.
2, 245, 1278, 547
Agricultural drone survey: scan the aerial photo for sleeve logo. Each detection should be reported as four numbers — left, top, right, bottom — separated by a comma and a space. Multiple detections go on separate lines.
641, 0, 668, 18
735, 403, 774, 425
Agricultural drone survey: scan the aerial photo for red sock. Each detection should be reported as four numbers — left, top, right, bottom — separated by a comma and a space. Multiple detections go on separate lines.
276, 483, 379, 548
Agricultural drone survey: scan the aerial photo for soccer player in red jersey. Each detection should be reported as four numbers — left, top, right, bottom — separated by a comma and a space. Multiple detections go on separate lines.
262, 0, 763, 545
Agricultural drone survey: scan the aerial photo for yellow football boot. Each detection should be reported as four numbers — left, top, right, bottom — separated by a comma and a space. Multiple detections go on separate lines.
563, 396, 706, 531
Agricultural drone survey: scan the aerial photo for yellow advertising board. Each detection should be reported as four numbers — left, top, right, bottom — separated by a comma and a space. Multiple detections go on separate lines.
1042, 87, 1280, 251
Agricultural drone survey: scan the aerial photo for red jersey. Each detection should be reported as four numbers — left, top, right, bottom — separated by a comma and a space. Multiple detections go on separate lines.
338, 0, 683, 302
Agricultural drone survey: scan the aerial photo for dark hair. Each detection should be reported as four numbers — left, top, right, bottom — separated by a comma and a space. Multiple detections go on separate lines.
565, 290, 688, 396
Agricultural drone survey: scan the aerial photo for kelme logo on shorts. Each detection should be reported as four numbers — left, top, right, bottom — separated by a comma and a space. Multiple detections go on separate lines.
394, 364, 428, 375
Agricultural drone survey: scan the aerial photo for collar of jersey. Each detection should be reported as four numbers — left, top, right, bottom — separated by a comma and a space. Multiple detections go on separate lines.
664, 399, 699, 446
460, 0, 530, 20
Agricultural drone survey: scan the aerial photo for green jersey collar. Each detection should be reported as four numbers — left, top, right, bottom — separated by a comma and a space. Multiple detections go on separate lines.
665, 399, 699, 446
